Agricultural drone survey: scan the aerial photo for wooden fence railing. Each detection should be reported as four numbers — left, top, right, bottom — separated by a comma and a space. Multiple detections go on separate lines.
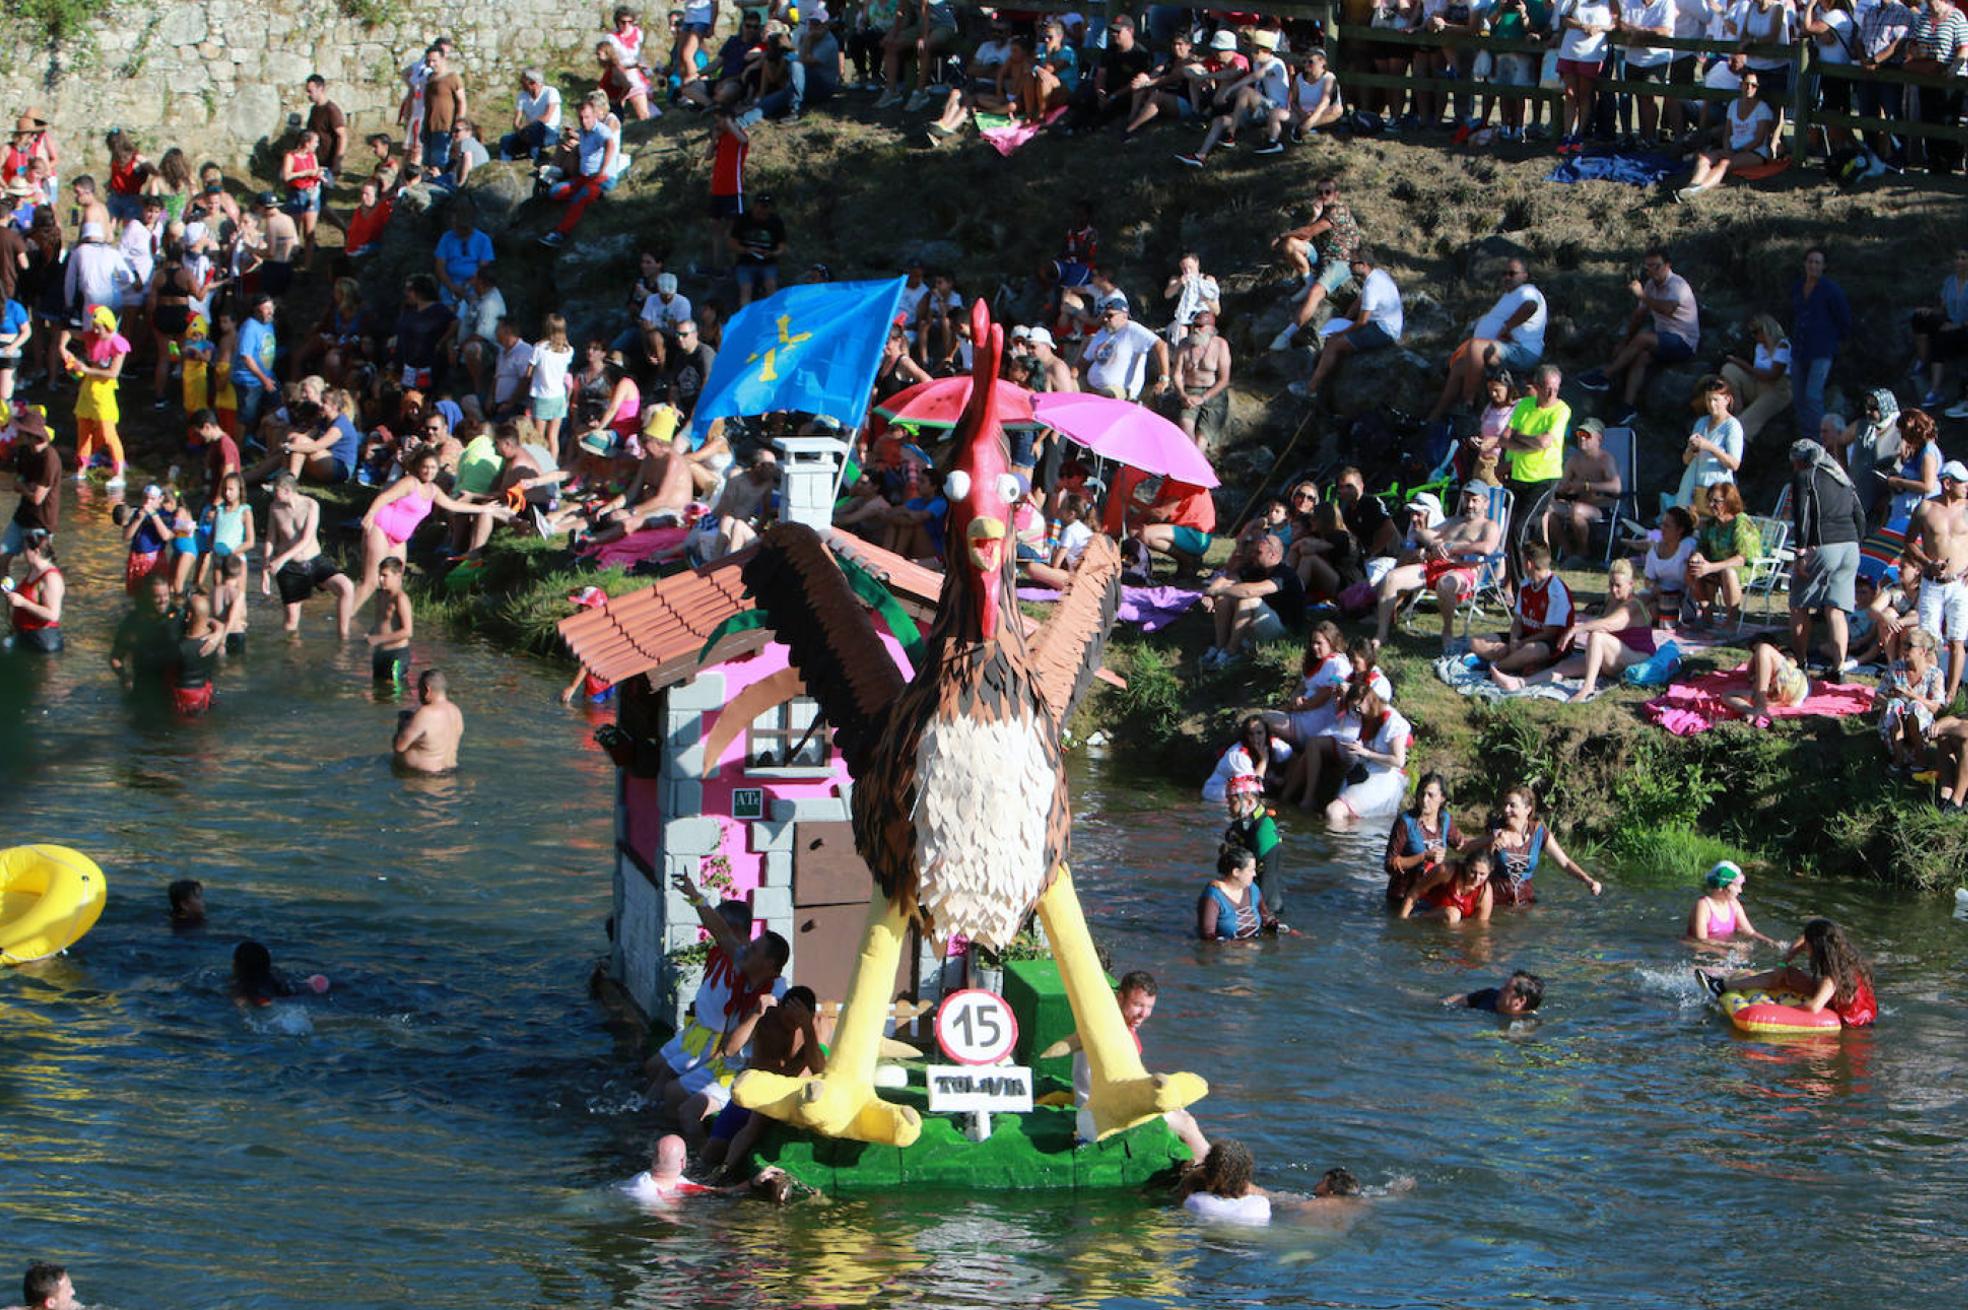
946, 1, 1968, 153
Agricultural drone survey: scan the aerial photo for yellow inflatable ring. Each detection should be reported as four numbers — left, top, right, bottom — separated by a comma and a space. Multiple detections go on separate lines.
1, 845, 109, 965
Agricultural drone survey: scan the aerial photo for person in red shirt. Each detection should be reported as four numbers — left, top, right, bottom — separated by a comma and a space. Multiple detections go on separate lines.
1702, 918, 1877, 1028
1133, 474, 1217, 579
1469, 542, 1571, 674
279, 129, 325, 267
705, 97, 749, 272
336, 177, 393, 260
196, 410, 241, 503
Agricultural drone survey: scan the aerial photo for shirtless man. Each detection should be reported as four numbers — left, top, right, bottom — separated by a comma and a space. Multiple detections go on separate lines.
1170, 310, 1232, 451
255, 194, 302, 299
700, 984, 825, 1175
262, 473, 355, 637
367, 555, 414, 688
393, 668, 462, 772
707, 448, 779, 557
8, 1262, 81, 1310
458, 425, 558, 556
71, 177, 111, 236
547, 436, 694, 547
1547, 418, 1621, 565
1907, 460, 1968, 701
1371, 482, 1502, 650
1024, 326, 1076, 394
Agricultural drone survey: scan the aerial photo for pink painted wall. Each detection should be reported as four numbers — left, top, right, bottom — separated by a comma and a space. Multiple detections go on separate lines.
683, 635, 912, 886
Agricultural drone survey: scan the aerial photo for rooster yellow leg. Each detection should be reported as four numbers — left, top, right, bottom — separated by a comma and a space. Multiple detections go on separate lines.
732, 894, 923, 1148
1037, 864, 1208, 1140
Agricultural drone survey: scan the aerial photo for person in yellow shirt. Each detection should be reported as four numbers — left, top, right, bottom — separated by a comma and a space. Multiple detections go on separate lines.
1499, 363, 1571, 564
61, 306, 131, 487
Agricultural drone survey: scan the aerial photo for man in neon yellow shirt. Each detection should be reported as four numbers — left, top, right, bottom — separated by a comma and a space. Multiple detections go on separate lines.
1500, 363, 1570, 568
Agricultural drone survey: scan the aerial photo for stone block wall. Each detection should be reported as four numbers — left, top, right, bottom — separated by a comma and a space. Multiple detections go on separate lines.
2, 0, 607, 170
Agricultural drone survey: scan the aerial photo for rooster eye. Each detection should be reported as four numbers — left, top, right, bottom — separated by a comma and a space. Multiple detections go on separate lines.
944, 469, 971, 501
997, 473, 1023, 503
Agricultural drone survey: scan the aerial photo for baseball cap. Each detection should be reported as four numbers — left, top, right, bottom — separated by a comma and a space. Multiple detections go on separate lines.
1096, 294, 1129, 315
1210, 30, 1237, 50
1460, 479, 1491, 497
1010, 325, 1032, 341
257, 190, 280, 208
656, 272, 679, 294
1944, 460, 1968, 483
568, 585, 609, 610
806, 4, 830, 21
1576, 416, 1606, 436
1027, 327, 1055, 348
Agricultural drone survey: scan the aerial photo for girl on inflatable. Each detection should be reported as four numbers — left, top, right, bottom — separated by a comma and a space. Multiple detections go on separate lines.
1699, 918, 1876, 1027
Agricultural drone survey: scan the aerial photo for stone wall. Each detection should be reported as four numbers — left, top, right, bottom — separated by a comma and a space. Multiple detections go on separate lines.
2, 0, 608, 172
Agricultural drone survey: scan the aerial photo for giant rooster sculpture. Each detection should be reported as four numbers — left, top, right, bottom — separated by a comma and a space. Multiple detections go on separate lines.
731, 299, 1207, 1149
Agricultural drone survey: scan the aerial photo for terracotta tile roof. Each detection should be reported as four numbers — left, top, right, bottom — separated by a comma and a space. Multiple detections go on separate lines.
557, 533, 1122, 692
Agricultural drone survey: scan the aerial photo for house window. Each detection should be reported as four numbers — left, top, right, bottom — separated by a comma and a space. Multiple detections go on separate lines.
747, 696, 829, 771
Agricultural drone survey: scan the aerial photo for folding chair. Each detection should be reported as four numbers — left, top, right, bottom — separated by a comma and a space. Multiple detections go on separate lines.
1597, 426, 1641, 567
1741, 515, 1792, 629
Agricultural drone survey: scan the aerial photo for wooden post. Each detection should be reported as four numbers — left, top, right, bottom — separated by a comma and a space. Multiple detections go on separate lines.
1790, 37, 1813, 158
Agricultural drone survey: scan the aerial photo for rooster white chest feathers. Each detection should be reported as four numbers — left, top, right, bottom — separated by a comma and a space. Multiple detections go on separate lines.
909, 709, 1058, 950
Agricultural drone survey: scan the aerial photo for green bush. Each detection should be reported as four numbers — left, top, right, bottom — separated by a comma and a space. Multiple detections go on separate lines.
1603, 823, 1752, 886
1111, 641, 1185, 745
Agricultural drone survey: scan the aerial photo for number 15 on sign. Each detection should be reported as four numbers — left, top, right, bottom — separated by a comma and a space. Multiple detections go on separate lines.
935, 988, 1020, 1066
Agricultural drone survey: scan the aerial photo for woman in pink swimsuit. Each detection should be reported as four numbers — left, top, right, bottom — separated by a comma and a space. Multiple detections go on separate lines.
353, 448, 510, 609
1686, 860, 1782, 949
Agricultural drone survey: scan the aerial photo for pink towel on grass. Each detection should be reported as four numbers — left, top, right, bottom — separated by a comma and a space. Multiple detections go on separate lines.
581, 525, 690, 570
1643, 664, 1876, 736
980, 107, 1066, 157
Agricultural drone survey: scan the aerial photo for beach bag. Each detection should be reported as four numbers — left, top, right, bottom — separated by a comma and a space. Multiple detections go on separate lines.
1623, 639, 1683, 688
1346, 110, 1382, 136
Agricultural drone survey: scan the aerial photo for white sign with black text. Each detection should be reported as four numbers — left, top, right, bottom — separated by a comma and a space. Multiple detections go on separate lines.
925, 1064, 1035, 1114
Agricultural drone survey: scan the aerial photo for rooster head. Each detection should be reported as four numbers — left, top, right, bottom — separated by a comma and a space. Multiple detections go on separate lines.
942, 299, 1019, 642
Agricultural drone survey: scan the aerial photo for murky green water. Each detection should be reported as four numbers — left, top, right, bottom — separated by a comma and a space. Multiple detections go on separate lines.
5, 486, 1967, 1308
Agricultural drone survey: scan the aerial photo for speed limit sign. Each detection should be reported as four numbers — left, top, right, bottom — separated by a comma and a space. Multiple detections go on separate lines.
934, 988, 1020, 1066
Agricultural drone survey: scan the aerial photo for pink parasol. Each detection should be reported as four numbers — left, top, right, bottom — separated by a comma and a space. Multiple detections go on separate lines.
874, 376, 1042, 430
1029, 392, 1221, 489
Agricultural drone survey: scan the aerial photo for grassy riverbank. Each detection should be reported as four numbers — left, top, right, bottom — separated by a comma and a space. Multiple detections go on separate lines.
1092, 574, 1967, 894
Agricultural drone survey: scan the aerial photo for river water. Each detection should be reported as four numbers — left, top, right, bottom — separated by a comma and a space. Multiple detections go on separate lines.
4, 486, 1967, 1309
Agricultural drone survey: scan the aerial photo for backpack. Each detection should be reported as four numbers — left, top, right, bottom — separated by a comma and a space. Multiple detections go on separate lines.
1825, 146, 1874, 193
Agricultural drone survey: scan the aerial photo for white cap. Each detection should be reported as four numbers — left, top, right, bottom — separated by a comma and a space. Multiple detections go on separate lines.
656, 272, 679, 294
1405, 491, 1445, 527
1027, 327, 1055, 348
807, 4, 830, 21
1210, 30, 1238, 51
1944, 460, 1968, 483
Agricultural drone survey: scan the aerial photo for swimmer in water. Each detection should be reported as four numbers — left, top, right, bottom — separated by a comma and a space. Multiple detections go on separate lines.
1044, 970, 1211, 1159
1686, 860, 1782, 949
393, 668, 463, 773
1174, 1139, 1271, 1225
1442, 969, 1544, 1015
624, 1133, 796, 1207
231, 939, 295, 1007
366, 555, 414, 688
9, 1261, 80, 1310
168, 878, 206, 927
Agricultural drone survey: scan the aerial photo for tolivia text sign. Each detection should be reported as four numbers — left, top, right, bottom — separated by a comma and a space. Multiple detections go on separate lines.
925, 1064, 1035, 1114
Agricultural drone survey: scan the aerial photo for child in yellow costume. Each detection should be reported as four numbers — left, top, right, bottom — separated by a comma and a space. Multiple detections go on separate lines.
63, 306, 131, 487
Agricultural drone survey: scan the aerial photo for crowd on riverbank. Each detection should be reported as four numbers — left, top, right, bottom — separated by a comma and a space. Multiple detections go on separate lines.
0, 0, 1942, 1239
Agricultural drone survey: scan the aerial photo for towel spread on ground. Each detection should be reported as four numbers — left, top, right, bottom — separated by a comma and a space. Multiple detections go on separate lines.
1433, 654, 1596, 703
1017, 583, 1203, 632
977, 107, 1066, 156
1544, 151, 1682, 187
582, 525, 691, 570
1643, 664, 1876, 735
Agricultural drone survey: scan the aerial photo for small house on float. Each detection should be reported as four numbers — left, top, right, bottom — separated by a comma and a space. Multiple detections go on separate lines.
558, 436, 955, 1035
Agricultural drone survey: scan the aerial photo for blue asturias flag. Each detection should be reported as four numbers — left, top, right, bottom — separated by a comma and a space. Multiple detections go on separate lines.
689, 278, 906, 436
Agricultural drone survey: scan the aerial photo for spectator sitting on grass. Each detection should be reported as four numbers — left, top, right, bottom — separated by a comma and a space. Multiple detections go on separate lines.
1685, 481, 1761, 630
1292, 248, 1402, 402
1267, 177, 1361, 351
1490, 558, 1657, 700
1425, 258, 1546, 424
1576, 248, 1700, 426
1200, 532, 1306, 670
1175, 28, 1290, 166
1677, 71, 1778, 201
1121, 33, 1208, 139
1469, 543, 1573, 676
1280, 47, 1344, 142
1910, 247, 1968, 414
